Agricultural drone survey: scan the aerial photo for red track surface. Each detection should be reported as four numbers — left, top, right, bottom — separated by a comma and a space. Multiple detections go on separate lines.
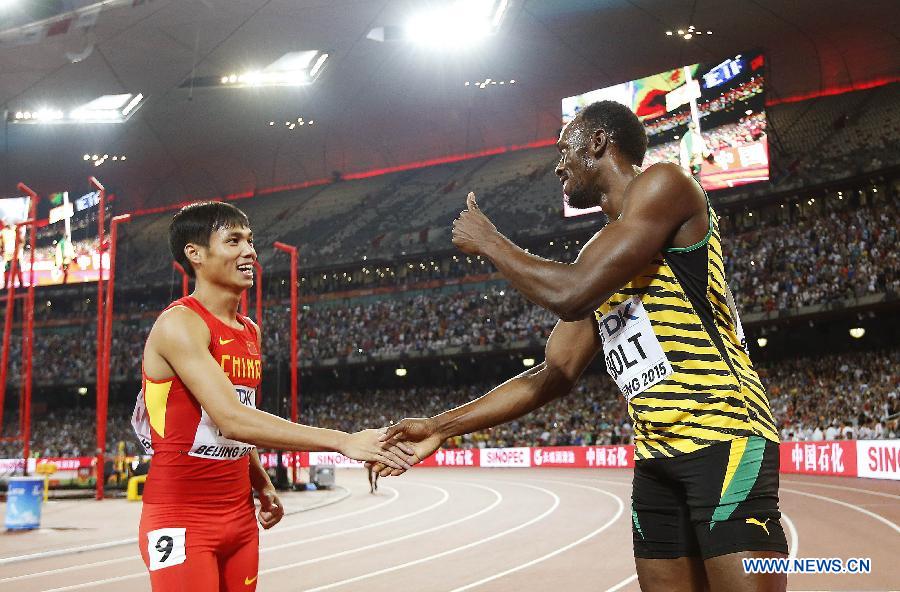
1, 469, 897, 591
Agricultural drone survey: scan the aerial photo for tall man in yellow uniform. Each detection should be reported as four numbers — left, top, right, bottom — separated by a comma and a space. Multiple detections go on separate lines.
381, 101, 787, 592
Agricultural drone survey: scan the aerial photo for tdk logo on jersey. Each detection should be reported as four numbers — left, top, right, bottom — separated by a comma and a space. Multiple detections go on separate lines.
598, 298, 640, 342
235, 387, 255, 407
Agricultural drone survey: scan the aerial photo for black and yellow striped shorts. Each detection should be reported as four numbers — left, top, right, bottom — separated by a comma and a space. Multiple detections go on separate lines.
632, 435, 788, 560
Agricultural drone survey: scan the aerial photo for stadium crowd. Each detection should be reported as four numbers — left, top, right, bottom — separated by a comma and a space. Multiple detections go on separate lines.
726, 198, 899, 312
1, 349, 895, 458
1, 188, 897, 386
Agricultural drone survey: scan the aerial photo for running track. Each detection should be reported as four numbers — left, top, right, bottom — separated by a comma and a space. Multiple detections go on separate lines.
1, 469, 897, 591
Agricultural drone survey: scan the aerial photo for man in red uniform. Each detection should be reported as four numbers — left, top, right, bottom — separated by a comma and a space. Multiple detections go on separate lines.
133, 202, 413, 591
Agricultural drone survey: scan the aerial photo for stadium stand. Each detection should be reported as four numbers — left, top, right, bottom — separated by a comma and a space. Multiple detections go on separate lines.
1, 84, 899, 463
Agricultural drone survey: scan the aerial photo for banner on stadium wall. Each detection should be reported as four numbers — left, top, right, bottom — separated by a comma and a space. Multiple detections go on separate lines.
419, 448, 479, 467
3, 442, 897, 483
0, 457, 95, 486
855, 440, 900, 480
779, 441, 856, 477
274, 445, 634, 470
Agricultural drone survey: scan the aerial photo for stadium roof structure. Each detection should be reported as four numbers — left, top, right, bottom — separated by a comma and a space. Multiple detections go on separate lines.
0, 0, 897, 211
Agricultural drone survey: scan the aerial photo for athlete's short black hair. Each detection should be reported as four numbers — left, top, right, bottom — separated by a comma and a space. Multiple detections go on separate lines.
577, 100, 648, 166
169, 201, 250, 277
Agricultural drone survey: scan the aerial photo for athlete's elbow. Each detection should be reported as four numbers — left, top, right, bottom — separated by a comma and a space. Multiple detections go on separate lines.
557, 282, 614, 321
216, 409, 247, 441
544, 292, 578, 321
557, 308, 586, 323
553, 294, 594, 322
533, 363, 576, 403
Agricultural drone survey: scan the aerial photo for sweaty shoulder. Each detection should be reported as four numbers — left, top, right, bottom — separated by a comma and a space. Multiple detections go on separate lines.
627, 162, 703, 207
148, 305, 211, 353
621, 163, 706, 245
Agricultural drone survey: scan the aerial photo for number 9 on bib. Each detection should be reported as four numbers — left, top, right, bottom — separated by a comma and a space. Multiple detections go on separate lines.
147, 527, 186, 571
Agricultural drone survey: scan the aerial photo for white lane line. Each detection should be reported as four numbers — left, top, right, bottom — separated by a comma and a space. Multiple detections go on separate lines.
605, 574, 638, 592
262, 483, 449, 552
781, 480, 900, 500
781, 511, 799, 559
781, 487, 900, 534
449, 480, 625, 591
0, 484, 404, 584
283, 484, 352, 516
41, 569, 145, 591
263, 482, 504, 577
0, 484, 360, 568
602, 512, 798, 592
38, 483, 464, 592
0, 539, 137, 567
301, 482, 559, 591
264, 484, 400, 534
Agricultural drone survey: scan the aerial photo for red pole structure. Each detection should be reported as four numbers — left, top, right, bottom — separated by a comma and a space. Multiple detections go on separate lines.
173, 262, 189, 297
89, 176, 107, 498
273, 242, 298, 483
95, 215, 131, 500
0, 223, 25, 435
16, 183, 39, 473
240, 291, 248, 316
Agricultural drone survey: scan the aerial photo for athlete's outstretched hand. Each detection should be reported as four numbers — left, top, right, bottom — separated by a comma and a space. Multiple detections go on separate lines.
340, 428, 415, 471
374, 418, 445, 477
452, 192, 500, 256
256, 487, 284, 530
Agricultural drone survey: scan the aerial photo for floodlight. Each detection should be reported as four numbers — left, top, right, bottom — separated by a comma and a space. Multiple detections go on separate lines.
405, 0, 508, 47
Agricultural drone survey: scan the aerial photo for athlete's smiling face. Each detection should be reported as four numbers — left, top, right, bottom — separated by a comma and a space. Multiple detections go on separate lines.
196, 225, 256, 289
555, 118, 604, 210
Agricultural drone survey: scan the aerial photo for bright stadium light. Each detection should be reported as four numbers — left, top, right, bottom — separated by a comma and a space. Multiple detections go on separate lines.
849, 327, 865, 339
214, 51, 330, 89
9, 93, 150, 124
756, 337, 768, 348
522, 358, 535, 367
406, 0, 509, 48
395, 367, 408, 377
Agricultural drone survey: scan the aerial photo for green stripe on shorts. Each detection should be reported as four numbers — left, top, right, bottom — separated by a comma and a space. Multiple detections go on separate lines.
709, 436, 766, 530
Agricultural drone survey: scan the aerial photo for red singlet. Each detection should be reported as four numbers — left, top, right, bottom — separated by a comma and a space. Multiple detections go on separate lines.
133, 296, 263, 591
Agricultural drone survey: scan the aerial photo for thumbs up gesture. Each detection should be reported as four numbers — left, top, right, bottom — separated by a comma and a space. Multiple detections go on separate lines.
452, 192, 500, 256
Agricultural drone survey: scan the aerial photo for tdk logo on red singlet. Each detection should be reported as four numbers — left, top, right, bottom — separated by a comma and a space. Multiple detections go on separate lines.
599, 299, 640, 343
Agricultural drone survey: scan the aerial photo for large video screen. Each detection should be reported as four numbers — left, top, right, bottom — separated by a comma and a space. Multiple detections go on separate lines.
1, 191, 108, 287
562, 51, 767, 217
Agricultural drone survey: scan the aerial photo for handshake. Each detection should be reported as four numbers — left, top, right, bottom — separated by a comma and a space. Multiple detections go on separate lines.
340, 417, 445, 477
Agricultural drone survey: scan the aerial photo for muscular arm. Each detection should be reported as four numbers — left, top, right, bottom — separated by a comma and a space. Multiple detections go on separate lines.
433, 317, 600, 439
144, 307, 411, 468
478, 164, 704, 321
378, 317, 601, 476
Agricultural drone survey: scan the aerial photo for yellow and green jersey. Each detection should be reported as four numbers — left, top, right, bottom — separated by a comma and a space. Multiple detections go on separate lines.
594, 201, 779, 460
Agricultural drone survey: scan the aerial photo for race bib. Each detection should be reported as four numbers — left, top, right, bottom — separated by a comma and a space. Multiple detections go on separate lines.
188, 386, 257, 460
597, 297, 673, 400
147, 527, 186, 571
132, 389, 153, 454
